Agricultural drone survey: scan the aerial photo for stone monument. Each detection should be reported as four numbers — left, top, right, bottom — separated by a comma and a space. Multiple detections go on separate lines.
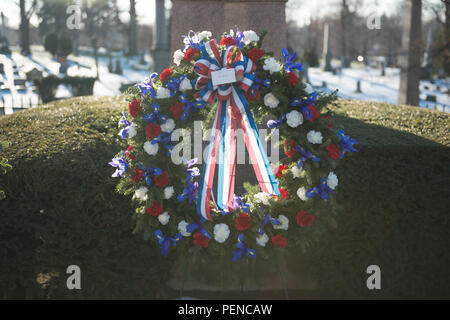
170, 0, 288, 58
321, 23, 332, 72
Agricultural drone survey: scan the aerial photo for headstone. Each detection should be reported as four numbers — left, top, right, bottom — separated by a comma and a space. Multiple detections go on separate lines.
321, 23, 332, 72
398, 0, 422, 106
152, 0, 170, 73
170, 0, 288, 58
355, 80, 362, 93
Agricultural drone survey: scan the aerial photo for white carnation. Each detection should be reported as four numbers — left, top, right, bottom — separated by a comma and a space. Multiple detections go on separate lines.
263, 57, 281, 74
297, 186, 309, 201
127, 124, 137, 138
164, 186, 174, 199
179, 77, 193, 91
307, 130, 323, 144
256, 233, 269, 247
161, 118, 175, 133
286, 110, 304, 128
178, 220, 192, 237
158, 211, 170, 225
134, 186, 148, 201
156, 86, 171, 99
144, 141, 159, 156
264, 93, 280, 109
254, 192, 271, 205
292, 165, 303, 179
327, 172, 338, 190
213, 223, 230, 243
198, 30, 212, 40
273, 214, 289, 230
173, 49, 184, 66
243, 30, 259, 44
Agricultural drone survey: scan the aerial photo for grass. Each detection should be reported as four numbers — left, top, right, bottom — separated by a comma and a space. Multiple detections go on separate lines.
0, 96, 449, 299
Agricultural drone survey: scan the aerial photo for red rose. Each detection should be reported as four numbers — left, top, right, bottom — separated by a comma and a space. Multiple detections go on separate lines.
170, 102, 184, 119
307, 105, 319, 121
247, 48, 265, 61
131, 167, 143, 184
160, 68, 173, 82
288, 72, 299, 86
145, 123, 161, 140
184, 48, 198, 61
126, 145, 136, 161
245, 90, 260, 101
235, 213, 252, 231
154, 171, 170, 188
220, 37, 236, 46
193, 232, 210, 248
274, 164, 288, 178
128, 99, 141, 118
146, 200, 163, 216
296, 210, 315, 227
271, 234, 287, 248
279, 188, 289, 200
283, 140, 296, 157
326, 144, 341, 160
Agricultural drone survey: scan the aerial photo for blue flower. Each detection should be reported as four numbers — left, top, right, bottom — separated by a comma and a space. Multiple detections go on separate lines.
233, 194, 251, 213
108, 154, 128, 177
138, 73, 158, 98
144, 103, 168, 124
154, 230, 182, 258
232, 234, 256, 261
293, 144, 321, 168
281, 48, 303, 73
338, 129, 358, 158
306, 178, 334, 201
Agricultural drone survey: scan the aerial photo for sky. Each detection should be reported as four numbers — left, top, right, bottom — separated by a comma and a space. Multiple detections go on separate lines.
0, 0, 443, 29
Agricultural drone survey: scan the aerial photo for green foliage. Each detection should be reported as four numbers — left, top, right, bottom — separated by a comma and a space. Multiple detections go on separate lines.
0, 140, 12, 200
34, 76, 96, 103
43, 32, 73, 57
0, 98, 170, 299
44, 33, 58, 56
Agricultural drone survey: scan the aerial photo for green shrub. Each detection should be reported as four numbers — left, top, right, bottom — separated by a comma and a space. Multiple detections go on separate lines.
44, 33, 58, 57
0, 97, 170, 299
0, 97, 449, 299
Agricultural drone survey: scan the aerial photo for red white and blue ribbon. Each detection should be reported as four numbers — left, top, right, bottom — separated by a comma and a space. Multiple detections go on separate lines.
193, 39, 280, 221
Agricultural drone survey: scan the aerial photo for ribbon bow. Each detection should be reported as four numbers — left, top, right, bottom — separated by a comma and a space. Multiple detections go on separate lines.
193, 39, 280, 221
154, 230, 182, 258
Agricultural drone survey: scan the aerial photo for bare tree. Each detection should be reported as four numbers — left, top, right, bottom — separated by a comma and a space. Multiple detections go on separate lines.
17, 0, 37, 55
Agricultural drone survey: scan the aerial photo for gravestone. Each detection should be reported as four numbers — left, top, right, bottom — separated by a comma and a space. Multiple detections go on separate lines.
170, 0, 288, 58
321, 23, 332, 72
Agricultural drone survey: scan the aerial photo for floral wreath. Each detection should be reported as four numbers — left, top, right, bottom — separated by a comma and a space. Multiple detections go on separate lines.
110, 29, 358, 262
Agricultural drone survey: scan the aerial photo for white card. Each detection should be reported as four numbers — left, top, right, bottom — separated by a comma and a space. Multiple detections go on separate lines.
211, 68, 237, 86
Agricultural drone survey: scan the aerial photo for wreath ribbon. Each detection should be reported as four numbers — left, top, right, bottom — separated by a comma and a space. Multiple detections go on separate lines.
193, 39, 280, 221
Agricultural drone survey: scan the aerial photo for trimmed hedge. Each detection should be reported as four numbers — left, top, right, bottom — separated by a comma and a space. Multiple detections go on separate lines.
0, 97, 449, 299
0, 97, 169, 299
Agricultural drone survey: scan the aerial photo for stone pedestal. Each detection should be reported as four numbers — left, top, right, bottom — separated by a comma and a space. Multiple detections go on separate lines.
170, 0, 288, 58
